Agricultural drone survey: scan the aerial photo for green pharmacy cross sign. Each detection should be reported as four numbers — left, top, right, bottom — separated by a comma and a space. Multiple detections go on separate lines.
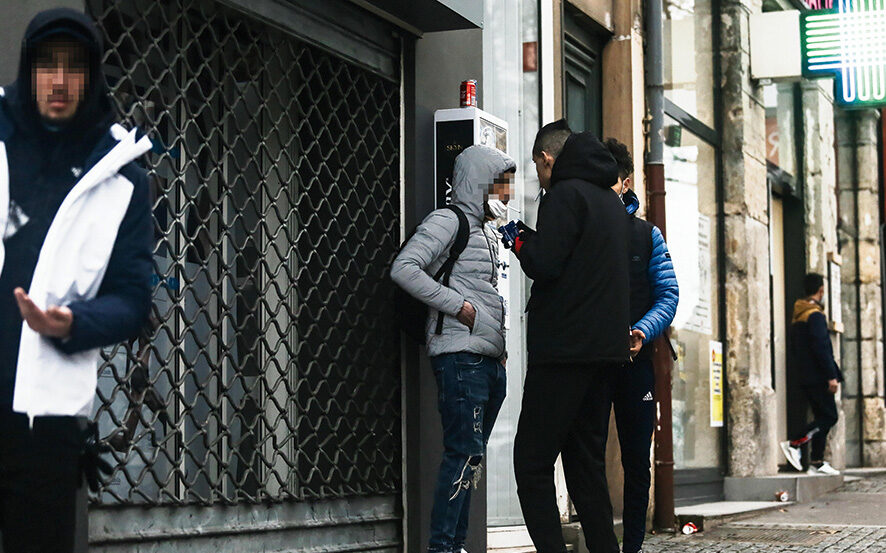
802, 1, 886, 108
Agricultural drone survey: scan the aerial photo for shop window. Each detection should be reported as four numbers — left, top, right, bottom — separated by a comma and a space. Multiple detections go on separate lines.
663, 0, 715, 128
764, 83, 798, 178
563, 7, 605, 136
663, 116, 723, 470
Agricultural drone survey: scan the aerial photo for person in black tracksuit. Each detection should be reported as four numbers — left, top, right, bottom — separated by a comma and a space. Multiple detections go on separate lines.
604, 139, 678, 553
507, 122, 629, 553
780, 273, 843, 476
0, 10, 152, 552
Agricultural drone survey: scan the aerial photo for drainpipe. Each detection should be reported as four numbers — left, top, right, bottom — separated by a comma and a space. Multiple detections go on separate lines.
644, 0, 675, 532
852, 113, 864, 467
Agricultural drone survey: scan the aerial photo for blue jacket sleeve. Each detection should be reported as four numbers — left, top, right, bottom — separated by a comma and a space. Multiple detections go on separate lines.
53, 166, 153, 354
807, 311, 840, 381
633, 226, 679, 344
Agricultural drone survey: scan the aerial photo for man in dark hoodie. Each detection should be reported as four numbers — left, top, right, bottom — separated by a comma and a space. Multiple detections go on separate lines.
779, 273, 843, 476
507, 120, 629, 553
0, 9, 152, 552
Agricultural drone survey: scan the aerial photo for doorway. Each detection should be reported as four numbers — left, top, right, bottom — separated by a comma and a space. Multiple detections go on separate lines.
771, 195, 788, 444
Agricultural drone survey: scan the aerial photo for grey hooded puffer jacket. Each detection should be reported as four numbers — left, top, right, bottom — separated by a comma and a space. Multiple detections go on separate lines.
391, 145, 514, 359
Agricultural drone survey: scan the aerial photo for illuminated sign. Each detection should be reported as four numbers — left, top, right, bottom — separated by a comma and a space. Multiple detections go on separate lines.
802, 0, 834, 9
801, 1, 886, 108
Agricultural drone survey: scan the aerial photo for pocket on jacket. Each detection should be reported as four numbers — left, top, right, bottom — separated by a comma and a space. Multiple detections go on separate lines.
471, 304, 498, 342
469, 304, 480, 334
483, 299, 506, 333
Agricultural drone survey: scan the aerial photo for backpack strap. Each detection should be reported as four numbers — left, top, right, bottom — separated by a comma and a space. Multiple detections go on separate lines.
433, 205, 470, 335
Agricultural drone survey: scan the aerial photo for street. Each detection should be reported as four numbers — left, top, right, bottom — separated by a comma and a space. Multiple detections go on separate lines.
645, 472, 886, 552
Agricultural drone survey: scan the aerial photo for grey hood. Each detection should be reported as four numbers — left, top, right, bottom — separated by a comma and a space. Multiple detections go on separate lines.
451, 145, 516, 222
391, 145, 513, 360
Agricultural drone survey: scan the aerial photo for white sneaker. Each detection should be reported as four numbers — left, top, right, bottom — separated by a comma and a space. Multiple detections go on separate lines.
780, 441, 803, 471
810, 461, 840, 476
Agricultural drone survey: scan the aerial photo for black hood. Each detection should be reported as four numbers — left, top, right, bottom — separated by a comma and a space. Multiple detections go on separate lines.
3, 8, 113, 139
550, 131, 619, 190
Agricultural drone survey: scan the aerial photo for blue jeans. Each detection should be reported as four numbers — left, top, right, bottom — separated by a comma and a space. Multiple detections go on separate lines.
428, 352, 507, 553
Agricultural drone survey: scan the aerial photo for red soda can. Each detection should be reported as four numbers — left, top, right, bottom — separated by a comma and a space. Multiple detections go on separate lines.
460, 80, 477, 107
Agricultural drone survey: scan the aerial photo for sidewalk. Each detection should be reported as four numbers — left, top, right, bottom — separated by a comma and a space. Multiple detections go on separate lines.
643, 472, 886, 552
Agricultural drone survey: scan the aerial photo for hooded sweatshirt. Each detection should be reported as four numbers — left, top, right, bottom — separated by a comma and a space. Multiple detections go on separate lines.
790, 298, 842, 386
517, 132, 630, 366
0, 9, 152, 409
391, 145, 515, 359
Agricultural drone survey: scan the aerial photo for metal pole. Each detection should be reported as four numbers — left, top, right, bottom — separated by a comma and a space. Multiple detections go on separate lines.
645, 0, 664, 169
644, 0, 675, 532
853, 113, 864, 468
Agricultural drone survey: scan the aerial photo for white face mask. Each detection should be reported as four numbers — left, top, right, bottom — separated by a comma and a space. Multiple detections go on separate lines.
487, 198, 509, 220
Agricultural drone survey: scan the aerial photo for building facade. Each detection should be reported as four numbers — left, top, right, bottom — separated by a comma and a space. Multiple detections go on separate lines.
0, 1, 884, 552
661, 0, 886, 507
89, 0, 409, 550
0, 0, 483, 551
534, 0, 886, 533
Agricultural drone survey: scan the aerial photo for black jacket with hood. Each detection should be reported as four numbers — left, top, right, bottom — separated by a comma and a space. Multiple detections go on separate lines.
517, 132, 630, 366
790, 298, 843, 387
0, 9, 152, 408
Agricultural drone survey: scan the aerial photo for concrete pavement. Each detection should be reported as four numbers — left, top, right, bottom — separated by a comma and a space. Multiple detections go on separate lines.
643, 472, 886, 552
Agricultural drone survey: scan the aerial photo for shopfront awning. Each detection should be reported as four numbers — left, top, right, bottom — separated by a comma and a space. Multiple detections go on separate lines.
355, 0, 483, 33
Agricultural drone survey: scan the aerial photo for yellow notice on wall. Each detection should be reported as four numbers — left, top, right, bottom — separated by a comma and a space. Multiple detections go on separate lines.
710, 341, 724, 428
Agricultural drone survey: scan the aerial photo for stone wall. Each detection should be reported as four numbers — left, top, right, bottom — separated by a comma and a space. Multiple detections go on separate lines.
801, 82, 844, 469
720, 0, 779, 477
598, 0, 649, 526
836, 109, 886, 467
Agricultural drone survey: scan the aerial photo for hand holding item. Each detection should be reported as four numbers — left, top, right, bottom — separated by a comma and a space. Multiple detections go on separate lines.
457, 300, 476, 330
14, 287, 73, 339
499, 220, 520, 250
629, 328, 646, 357
516, 220, 536, 238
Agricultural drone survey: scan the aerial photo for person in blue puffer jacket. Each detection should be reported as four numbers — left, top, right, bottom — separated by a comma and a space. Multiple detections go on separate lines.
604, 138, 678, 553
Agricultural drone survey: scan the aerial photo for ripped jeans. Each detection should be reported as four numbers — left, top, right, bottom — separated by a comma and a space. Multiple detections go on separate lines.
429, 352, 506, 553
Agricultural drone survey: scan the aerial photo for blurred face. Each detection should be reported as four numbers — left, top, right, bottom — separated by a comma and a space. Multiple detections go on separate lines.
490, 170, 515, 202
33, 40, 89, 123
533, 151, 555, 191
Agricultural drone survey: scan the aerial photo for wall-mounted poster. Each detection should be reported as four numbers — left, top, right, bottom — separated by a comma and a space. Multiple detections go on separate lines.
709, 340, 724, 428
828, 252, 843, 333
